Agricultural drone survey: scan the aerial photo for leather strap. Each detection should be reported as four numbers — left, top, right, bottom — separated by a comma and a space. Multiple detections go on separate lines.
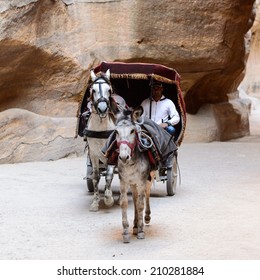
84, 129, 114, 139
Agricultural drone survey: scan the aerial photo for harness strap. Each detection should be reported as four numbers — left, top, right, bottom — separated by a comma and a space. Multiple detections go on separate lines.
117, 138, 138, 157
84, 129, 114, 139
89, 75, 112, 88
117, 140, 137, 151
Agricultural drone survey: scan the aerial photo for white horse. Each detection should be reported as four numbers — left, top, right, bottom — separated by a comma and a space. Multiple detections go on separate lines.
115, 106, 155, 243
86, 69, 118, 211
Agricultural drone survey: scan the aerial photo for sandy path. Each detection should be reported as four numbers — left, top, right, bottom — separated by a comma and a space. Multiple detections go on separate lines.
1, 135, 260, 259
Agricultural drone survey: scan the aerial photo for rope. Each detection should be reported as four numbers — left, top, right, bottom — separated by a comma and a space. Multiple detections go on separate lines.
135, 124, 153, 151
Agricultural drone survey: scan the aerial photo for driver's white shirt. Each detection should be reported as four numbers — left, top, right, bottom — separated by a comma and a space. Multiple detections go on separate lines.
141, 95, 180, 125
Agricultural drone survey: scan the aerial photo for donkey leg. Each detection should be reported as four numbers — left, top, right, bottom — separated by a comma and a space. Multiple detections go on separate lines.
145, 173, 154, 224
120, 182, 130, 243
104, 164, 115, 207
131, 185, 138, 235
90, 159, 101, 212
136, 188, 145, 239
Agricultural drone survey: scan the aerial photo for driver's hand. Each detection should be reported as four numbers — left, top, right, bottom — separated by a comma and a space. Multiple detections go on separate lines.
160, 123, 168, 128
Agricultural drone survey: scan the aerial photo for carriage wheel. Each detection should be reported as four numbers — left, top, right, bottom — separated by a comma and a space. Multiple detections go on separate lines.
166, 154, 178, 196
86, 156, 94, 192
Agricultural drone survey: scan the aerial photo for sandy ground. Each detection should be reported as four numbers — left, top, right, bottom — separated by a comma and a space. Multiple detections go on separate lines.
0, 112, 260, 260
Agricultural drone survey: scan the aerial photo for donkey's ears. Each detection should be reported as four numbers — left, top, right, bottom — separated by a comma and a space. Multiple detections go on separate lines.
105, 69, 110, 80
90, 70, 97, 81
131, 106, 144, 122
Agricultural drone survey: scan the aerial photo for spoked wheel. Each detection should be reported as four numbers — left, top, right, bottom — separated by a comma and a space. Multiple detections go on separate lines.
86, 156, 94, 192
166, 154, 178, 196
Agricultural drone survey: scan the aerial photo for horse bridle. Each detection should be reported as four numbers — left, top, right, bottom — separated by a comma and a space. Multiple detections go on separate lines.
83, 74, 115, 139
90, 75, 112, 115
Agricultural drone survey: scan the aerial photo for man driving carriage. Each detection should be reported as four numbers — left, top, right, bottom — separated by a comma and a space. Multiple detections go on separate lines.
141, 81, 180, 136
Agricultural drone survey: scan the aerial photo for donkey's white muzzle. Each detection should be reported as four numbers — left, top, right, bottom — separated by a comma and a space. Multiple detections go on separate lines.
118, 145, 131, 164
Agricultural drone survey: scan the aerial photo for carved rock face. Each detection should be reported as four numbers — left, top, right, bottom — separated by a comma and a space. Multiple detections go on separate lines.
0, 108, 84, 164
0, 0, 257, 162
241, 1, 260, 100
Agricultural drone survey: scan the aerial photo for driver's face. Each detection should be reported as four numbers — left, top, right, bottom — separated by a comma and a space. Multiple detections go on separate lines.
152, 86, 163, 101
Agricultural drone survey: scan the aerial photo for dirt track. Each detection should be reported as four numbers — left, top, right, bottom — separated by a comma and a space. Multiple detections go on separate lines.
0, 111, 260, 260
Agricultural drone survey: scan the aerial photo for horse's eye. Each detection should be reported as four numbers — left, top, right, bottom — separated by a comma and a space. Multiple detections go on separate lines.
91, 89, 96, 94
108, 89, 112, 95
130, 129, 135, 134
115, 130, 119, 135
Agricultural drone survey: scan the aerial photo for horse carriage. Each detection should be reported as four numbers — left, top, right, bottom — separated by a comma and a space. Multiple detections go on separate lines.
77, 62, 186, 210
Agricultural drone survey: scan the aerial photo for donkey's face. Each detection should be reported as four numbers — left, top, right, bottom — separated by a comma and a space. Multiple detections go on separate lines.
116, 107, 143, 164
116, 120, 136, 164
90, 69, 112, 117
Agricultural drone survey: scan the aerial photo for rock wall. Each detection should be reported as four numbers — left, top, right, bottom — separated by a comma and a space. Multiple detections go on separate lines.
241, 0, 260, 101
0, 108, 84, 164
0, 0, 257, 163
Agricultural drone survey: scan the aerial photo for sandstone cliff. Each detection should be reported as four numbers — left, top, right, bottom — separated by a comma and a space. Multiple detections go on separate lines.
241, 0, 260, 105
0, 0, 257, 163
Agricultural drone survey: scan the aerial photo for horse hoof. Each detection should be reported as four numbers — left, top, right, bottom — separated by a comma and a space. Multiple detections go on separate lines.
123, 234, 130, 243
145, 216, 151, 224
115, 196, 120, 205
89, 202, 99, 212
137, 232, 145, 239
104, 196, 114, 207
133, 227, 138, 235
